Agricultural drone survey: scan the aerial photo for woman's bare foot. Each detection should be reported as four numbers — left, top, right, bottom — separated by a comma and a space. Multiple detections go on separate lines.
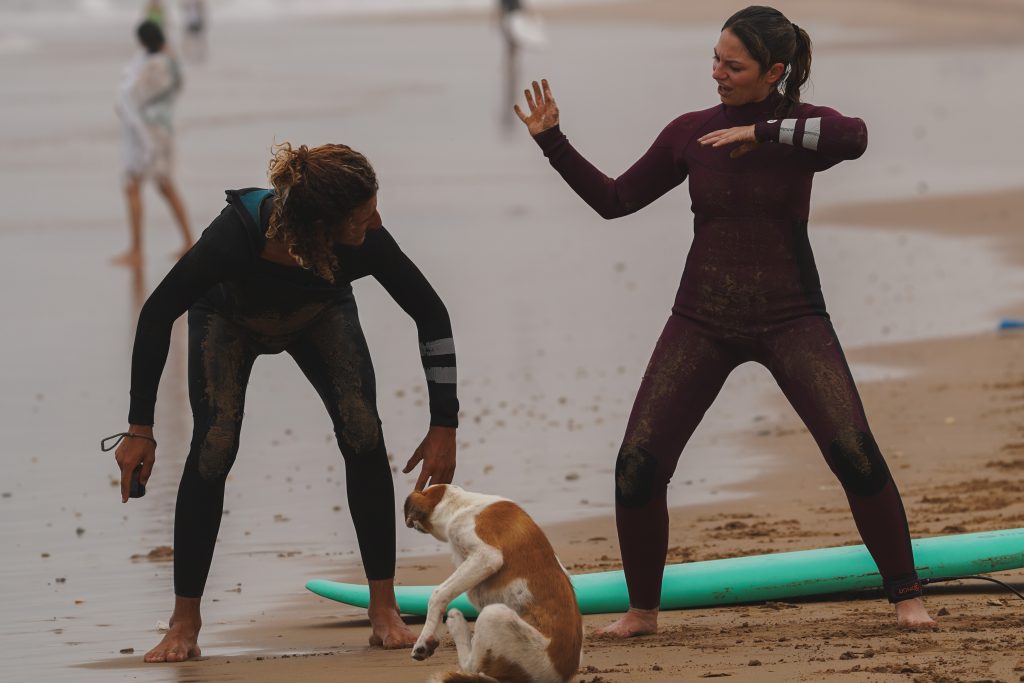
112, 249, 143, 267
144, 596, 202, 663
895, 598, 938, 628
368, 606, 417, 649
594, 606, 659, 638
144, 623, 202, 662
367, 578, 417, 649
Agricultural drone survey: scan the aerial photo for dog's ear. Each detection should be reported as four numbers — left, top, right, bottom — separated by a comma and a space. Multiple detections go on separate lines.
404, 485, 447, 530
404, 491, 430, 529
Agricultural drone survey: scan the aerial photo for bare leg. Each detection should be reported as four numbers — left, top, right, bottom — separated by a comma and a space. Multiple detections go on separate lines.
144, 596, 202, 663
367, 578, 417, 649
895, 597, 938, 628
113, 179, 144, 266
156, 178, 194, 256
594, 606, 659, 638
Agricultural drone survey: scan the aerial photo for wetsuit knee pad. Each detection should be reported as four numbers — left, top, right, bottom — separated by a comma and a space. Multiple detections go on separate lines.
193, 422, 241, 481
828, 431, 891, 497
335, 418, 383, 460
615, 444, 658, 509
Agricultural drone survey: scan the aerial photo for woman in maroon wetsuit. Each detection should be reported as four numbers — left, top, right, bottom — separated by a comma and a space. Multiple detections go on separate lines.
515, 5, 936, 636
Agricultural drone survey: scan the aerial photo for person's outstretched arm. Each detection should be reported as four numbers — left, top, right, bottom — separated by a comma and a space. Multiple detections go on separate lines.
115, 207, 251, 502
365, 228, 458, 490
515, 79, 689, 219
699, 105, 867, 170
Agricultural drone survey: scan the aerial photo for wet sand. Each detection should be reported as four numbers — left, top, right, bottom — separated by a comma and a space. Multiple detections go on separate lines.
3, 1, 1024, 681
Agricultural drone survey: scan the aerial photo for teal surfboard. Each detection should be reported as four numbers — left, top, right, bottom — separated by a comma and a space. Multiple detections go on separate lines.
306, 528, 1024, 617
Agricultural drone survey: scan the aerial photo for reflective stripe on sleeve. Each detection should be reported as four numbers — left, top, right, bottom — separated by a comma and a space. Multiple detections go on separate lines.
420, 338, 456, 356
802, 117, 821, 151
425, 367, 457, 384
779, 119, 798, 146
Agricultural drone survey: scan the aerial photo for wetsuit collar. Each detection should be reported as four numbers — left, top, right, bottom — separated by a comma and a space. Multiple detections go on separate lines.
722, 90, 783, 125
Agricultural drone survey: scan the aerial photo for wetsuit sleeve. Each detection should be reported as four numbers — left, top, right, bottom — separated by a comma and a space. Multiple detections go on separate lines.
128, 208, 252, 425
532, 121, 689, 219
365, 228, 460, 428
753, 106, 868, 169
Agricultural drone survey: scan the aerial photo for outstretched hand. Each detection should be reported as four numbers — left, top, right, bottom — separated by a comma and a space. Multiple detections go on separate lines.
698, 125, 759, 158
514, 79, 560, 136
403, 426, 456, 491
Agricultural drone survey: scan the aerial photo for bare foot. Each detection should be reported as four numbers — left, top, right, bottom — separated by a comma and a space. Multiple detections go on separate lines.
111, 250, 142, 267
593, 606, 659, 638
895, 598, 938, 629
144, 622, 201, 663
368, 607, 417, 649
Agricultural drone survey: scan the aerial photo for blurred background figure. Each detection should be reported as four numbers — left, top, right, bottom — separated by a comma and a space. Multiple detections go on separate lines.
145, 0, 166, 26
113, 20, 193, 266
498, 0, 546, 131
181, 0, 207, 62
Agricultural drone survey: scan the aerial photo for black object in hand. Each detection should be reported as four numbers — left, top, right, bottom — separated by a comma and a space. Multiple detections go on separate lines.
129, 464, 146, 498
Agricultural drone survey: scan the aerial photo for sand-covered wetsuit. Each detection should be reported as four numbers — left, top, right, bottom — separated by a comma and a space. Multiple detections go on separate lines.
533, 92, 921, 607
128, 188, 459, 597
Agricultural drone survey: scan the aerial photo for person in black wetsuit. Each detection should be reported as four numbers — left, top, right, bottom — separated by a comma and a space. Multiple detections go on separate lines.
112, 142, 459, 662
515, 6, 936, 636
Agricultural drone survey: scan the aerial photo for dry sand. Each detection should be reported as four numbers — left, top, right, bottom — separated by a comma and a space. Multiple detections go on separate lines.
4, 1, 1024, 681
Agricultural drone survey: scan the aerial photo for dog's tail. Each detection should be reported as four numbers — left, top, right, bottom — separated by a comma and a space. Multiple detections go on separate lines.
429, 672, 500, 683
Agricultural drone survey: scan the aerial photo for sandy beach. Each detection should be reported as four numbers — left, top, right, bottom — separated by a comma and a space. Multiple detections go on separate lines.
2, 1, 1024, 681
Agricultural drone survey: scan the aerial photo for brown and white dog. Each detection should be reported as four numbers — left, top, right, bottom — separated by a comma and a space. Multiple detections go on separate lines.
404, 484, 582, 683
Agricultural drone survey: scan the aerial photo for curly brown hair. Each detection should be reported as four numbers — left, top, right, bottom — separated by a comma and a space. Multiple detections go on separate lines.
265, 142, 378, 282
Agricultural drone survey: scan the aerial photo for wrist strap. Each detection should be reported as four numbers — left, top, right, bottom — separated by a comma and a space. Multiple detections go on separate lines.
101, 432, 157, 452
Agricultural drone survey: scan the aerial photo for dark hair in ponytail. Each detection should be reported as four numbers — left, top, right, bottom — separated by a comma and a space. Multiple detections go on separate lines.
722, 6, 812, 117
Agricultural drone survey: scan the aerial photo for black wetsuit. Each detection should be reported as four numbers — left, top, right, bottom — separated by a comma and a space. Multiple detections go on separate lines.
533, 92, 922, 608
129, 189, 458, 597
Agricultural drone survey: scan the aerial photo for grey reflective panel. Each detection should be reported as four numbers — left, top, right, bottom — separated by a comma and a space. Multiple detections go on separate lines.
420, 337, 456, 356
425, 367, 457, 384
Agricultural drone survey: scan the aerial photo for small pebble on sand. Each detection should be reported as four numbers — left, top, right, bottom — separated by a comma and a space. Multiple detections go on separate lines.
748, 659, 762, 666
119, 648, 134, 654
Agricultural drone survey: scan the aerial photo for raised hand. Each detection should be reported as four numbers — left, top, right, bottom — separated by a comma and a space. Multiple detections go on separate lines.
514, 79, 560, 136
698, 125, 759, 158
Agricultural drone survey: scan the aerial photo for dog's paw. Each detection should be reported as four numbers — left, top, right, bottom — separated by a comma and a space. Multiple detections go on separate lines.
410, 635, 439, 661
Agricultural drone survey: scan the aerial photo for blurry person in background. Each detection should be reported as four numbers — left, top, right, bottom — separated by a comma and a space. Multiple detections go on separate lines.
146, 0, 166, 26
114, 20, 193, 266
498, 0, 546, 131
181, 0, 207, 62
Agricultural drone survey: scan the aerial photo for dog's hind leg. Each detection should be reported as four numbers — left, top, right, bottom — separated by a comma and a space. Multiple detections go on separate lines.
464, 604, 560, 682
445, 608, 474, 671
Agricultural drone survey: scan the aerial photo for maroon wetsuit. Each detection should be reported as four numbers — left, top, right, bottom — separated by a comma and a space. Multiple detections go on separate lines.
533, 91, 921, 608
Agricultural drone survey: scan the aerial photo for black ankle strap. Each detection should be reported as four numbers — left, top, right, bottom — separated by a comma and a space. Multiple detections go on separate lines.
884, 573, 923, 603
